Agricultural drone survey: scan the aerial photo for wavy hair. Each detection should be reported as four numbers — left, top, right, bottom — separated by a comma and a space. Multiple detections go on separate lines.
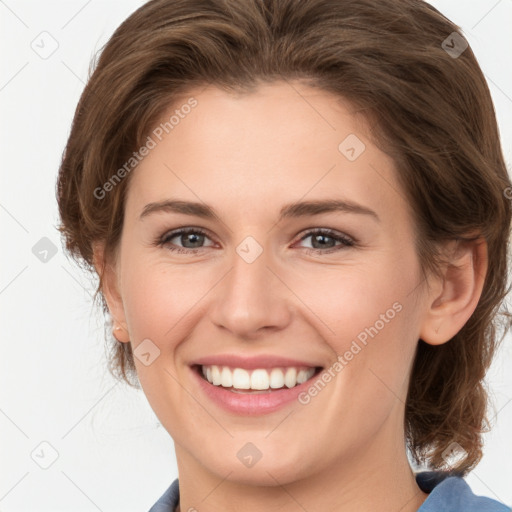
56, 0, 512, 475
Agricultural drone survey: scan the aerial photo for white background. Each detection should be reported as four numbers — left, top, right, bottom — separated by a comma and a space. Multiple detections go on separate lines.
1, 1, 511, 510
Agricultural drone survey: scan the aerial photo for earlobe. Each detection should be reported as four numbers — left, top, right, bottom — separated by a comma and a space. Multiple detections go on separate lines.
92, 242, 130, 343
419, 237, 488, 346
113, 324, 130, 343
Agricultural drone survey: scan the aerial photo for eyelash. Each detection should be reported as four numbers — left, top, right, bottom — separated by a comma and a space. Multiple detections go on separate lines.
155, 227, 356, 255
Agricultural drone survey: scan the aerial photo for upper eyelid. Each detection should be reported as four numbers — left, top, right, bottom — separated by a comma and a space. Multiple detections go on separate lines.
161, 227, 215, 243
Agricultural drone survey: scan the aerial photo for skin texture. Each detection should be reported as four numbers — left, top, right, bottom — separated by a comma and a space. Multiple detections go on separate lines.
94, 81, 487, 512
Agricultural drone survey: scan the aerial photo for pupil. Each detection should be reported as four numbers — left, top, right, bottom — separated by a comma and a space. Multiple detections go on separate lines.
313, 234, 333, 248
185, 233, 203, 248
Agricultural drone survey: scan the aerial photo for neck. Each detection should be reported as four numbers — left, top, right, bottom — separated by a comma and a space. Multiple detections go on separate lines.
174, 427, 430, 512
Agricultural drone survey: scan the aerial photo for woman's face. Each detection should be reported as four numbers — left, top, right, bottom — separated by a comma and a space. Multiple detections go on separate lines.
107, 81, 433, 485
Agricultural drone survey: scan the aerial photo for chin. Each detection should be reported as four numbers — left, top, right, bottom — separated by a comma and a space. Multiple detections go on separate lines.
198, 448, 316, 487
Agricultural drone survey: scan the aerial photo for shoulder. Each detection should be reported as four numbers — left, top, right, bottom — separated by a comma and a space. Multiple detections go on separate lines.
416, 471, 511, 512
147, 478, 180, 512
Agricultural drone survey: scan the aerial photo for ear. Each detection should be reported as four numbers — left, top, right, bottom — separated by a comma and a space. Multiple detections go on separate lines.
92, 241, 130, 343
419, 237, 488, 345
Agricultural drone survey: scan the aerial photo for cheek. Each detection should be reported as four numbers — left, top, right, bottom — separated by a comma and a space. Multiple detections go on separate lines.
340, 267, 421, 406
300, 249, 422, 399
121, 234, 421, 348
120, 255, 211, 342
293, 251, 418, 345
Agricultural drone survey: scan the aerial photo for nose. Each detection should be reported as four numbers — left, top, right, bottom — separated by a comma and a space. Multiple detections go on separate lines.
208, 239, 292, 339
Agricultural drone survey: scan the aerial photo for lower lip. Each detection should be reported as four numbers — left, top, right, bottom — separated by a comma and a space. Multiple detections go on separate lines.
190, 366, 321, 416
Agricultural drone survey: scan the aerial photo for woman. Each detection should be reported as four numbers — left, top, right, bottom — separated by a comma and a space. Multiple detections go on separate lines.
56, 0, 512, 510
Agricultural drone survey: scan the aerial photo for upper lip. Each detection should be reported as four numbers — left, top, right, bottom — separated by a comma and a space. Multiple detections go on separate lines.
192, 354, 323, 370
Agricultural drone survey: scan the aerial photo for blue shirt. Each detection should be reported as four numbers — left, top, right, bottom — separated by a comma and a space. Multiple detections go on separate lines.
148, 470, 511, 511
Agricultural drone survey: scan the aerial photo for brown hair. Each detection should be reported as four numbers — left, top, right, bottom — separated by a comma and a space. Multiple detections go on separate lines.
56, 0, 511, 475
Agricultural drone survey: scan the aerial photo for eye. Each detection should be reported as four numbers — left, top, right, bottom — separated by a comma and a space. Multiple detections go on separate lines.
157, 227, 215, 253
295, 228, 355, 254
155, 227, 355, 255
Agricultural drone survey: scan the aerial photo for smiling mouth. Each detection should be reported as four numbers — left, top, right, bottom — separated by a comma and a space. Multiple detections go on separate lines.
193, 364, 323, 393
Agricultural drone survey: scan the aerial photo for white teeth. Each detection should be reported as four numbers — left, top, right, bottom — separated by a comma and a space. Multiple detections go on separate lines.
296, 369, 309, 384
269, 368, 285, 389
200, 365, 316, 391
211, 365, 221, 385
284, 367, 297, 388
250, 369, 269, 390
233, 368, 251, 389
221, 367, 232, 387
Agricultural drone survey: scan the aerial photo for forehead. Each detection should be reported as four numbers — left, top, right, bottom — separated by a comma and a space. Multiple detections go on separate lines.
125, 81, 408, 226
169, 81, 372, 153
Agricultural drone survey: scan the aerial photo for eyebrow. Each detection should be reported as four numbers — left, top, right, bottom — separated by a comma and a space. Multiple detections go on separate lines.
139, 198, 380, 223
